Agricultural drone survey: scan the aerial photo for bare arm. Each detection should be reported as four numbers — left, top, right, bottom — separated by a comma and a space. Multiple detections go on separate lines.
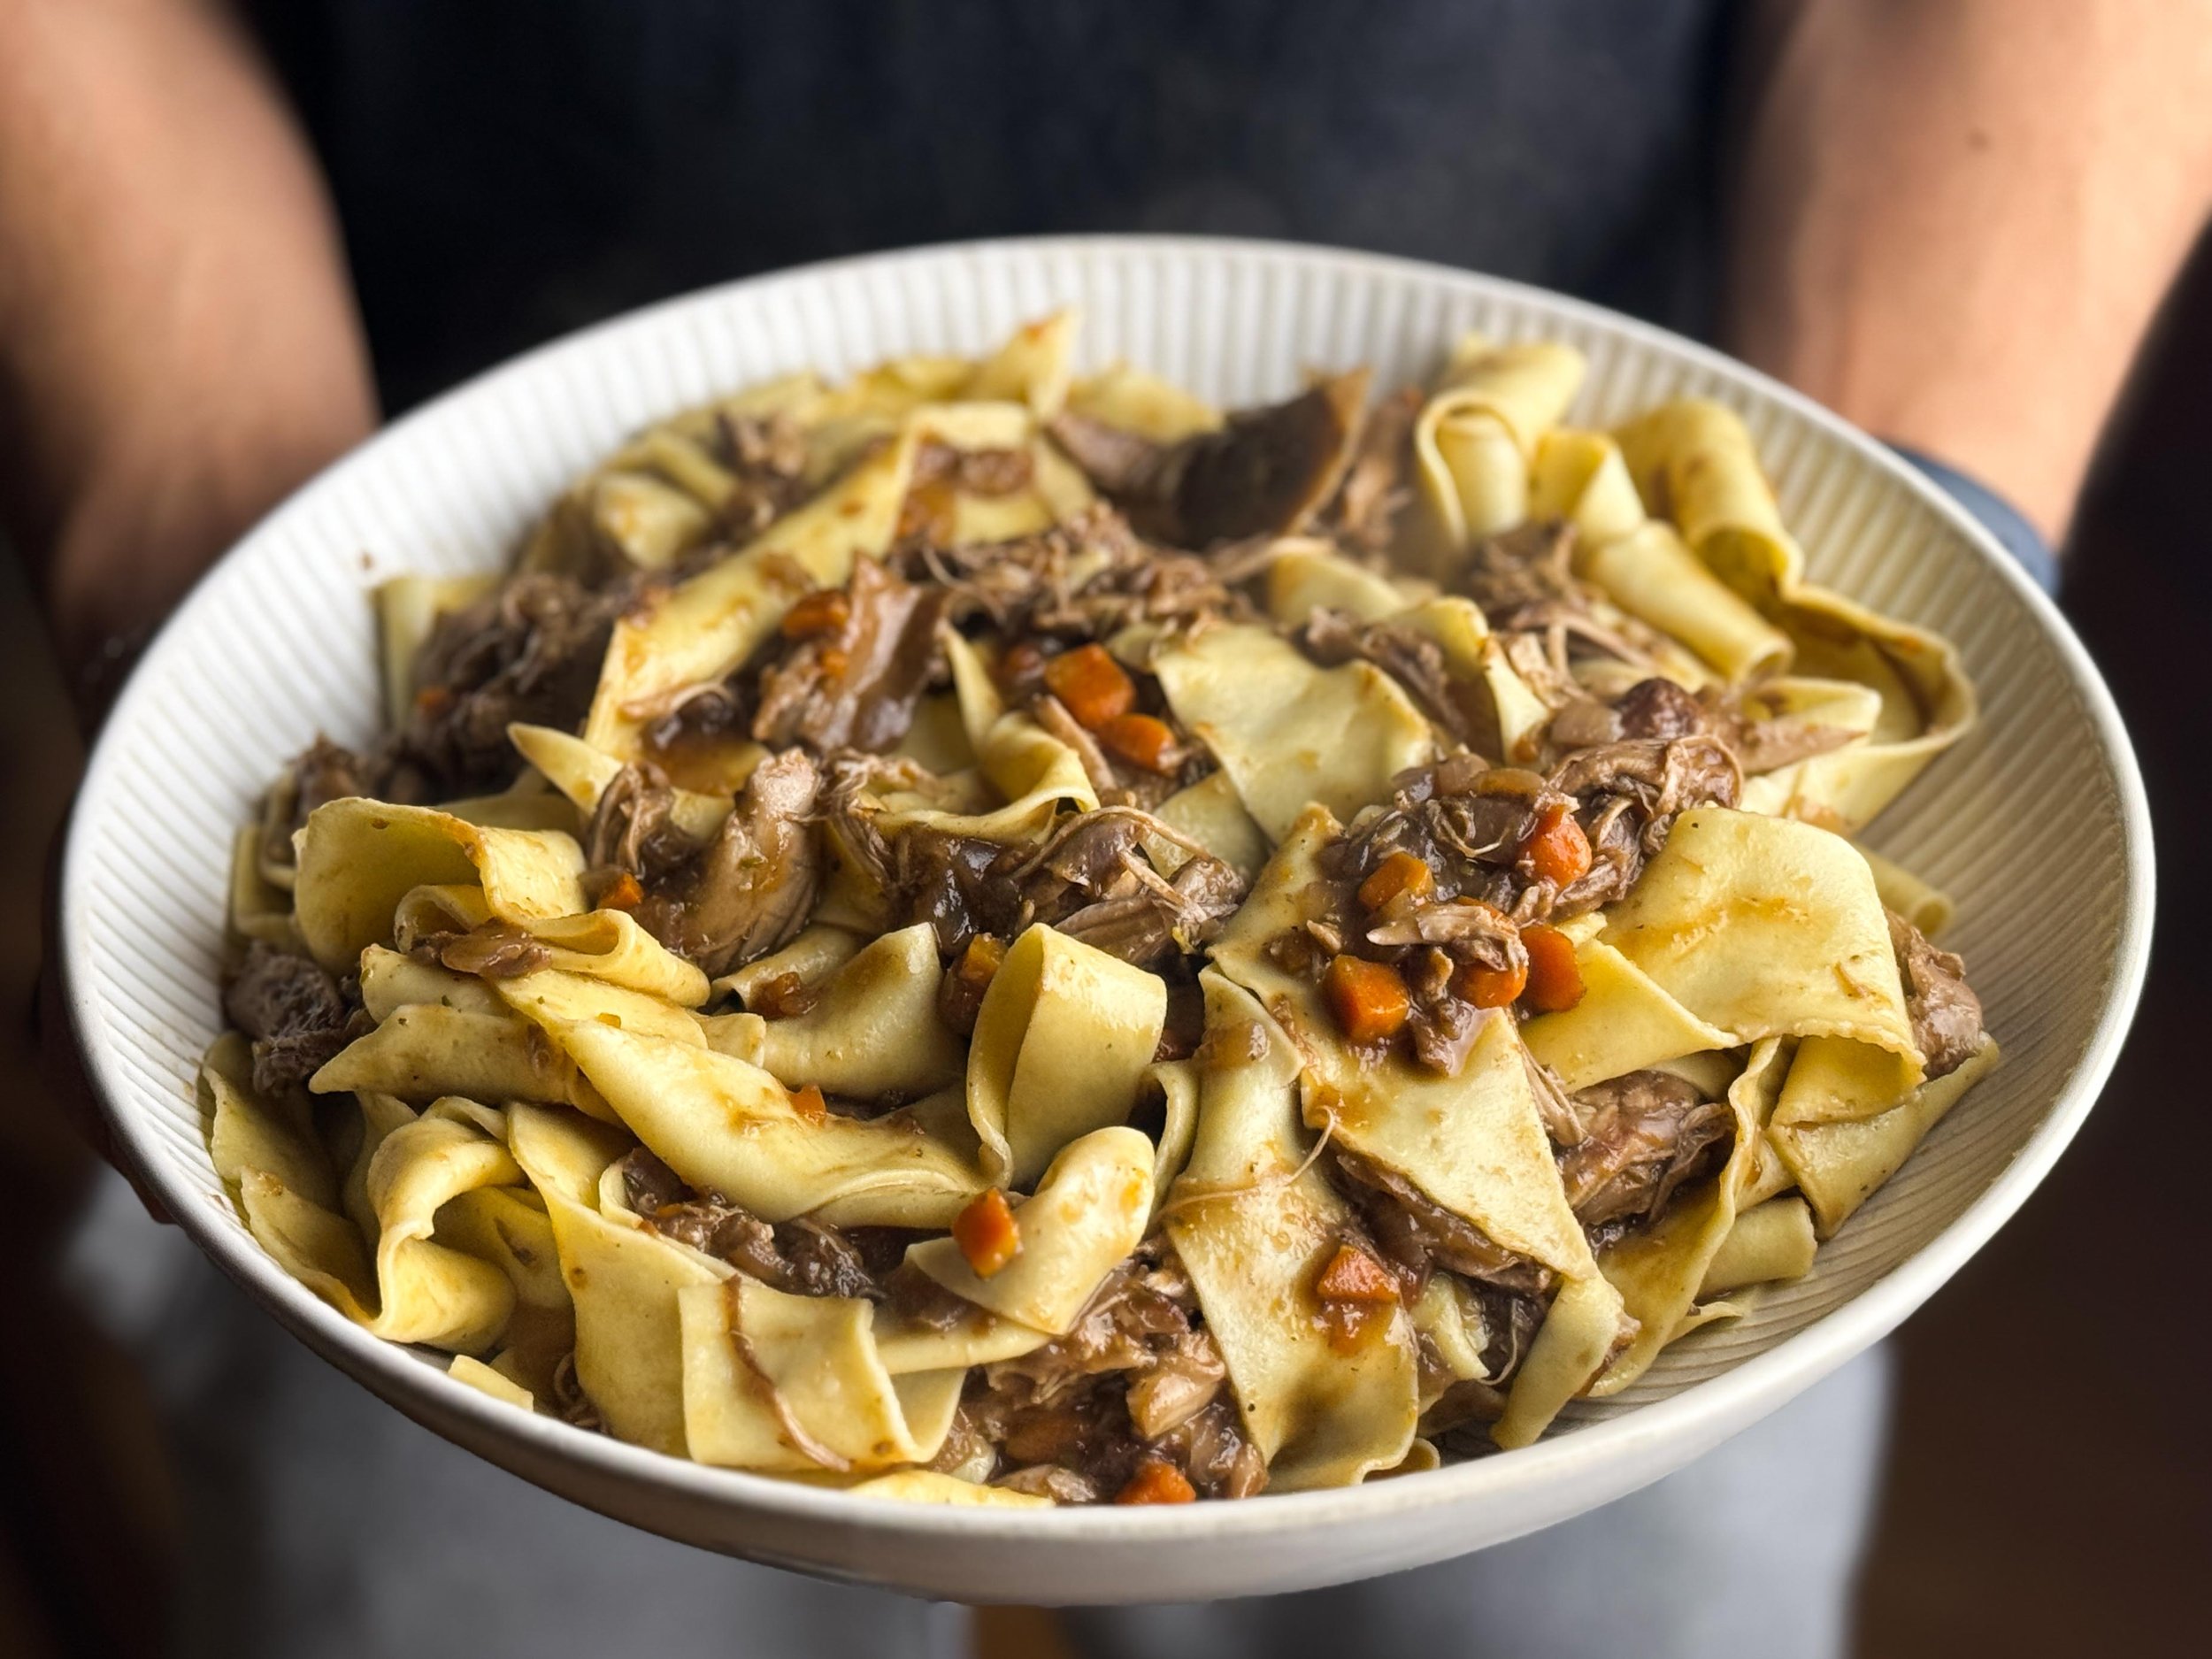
0, 0, 374, 715
1726, 0, 2212, 542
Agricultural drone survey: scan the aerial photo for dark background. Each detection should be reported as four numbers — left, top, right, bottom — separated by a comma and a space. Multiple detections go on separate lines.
1, 234, 2205, 1655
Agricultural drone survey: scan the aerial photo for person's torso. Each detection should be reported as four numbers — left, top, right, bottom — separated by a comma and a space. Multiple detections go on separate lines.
251, 0, 1733, 408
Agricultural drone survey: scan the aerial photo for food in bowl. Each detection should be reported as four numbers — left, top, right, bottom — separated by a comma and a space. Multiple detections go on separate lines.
203, 312, 1992, 1506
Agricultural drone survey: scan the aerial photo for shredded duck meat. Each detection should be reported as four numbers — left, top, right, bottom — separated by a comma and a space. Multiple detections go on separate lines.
400, 573, 626, 795
1889, 909, 1985, 1078
260, 736, 394, 872
619, 1148, 906, 1300
221, 942, 369, 1094
582, 762, 702, 885
823, 778, 1246, 971
1329, 736, 1739, 930
1555, 1071, 1735, 1250
964, 1251, 1266, 1502
1460, 519, 1584, 624
894, 505, 1252, 642
711, 411, 814, 542
1322, 386, 1422, 552
1324, 1145, 1555, 1300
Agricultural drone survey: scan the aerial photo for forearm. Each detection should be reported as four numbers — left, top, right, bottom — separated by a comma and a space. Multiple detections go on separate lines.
0, 0, 374, 708
1724, 0, 2212, 542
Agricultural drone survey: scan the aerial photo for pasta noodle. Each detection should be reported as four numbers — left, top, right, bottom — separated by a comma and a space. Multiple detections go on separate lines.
202, 312, 1991, 1505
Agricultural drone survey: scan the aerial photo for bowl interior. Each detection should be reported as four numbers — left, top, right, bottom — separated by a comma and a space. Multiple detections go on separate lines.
62, 236, 2152, 1586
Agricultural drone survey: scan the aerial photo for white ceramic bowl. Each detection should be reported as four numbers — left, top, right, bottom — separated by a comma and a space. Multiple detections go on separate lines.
61, 236, 2154, 1604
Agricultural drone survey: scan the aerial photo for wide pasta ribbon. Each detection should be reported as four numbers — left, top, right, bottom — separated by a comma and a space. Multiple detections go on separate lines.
1770, 1036, 2000, 1236
907, 1127, 1156, 1332
1208, 809, 1628, 1448
1164, 972, 1420, 1489
1613, 399, 1977, 833
1064, 358, 1221, 442
314, 952, 646, 1120
713, 924, 863, 1008
581, 388, 1091, 769
1150, 623, 1434, 843
1529, 429, 1792, 684
677, 1278, 970, 1476
1147, 771, 1271, 884
507, 1102, 726, 1455
1600, 808, 1926, 1120
1587, 1040, 1793, 1395
393, 883, 710, 1007
965, 924, 1166, 1188
1256, 543, 1557, 764
227, 827, 301, 949
501, 970, 989, 1227
711, 922, 964, 1102
1412, 335, 1586, 552
292, 799, 587, 972
204, 1035, 532, 1355
1521, 913, 1737, 1092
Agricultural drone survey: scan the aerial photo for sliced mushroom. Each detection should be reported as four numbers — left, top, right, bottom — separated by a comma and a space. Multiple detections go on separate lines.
636, 748, 822, 976
1050, 371, 1371, 548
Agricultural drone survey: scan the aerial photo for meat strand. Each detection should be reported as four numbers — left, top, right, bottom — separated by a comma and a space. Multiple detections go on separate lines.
895, 505, 1251, 643
1888, 909, 1985, 1078
620, 1148, 901, 1299
965, 1251, 1266, 1502
220, 942, 369, 1094
1558, 1070, 1735, 1251
400, 573, 626, 795
751, 560, 951, 753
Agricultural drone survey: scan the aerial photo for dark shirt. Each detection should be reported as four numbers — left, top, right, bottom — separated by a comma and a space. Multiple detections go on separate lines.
250, 1, 1733, 411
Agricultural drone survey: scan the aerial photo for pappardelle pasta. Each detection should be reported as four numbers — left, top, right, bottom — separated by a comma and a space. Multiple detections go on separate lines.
207, 314, 1992, 1507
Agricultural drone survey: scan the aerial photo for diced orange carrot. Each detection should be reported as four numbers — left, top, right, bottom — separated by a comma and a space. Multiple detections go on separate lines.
749, 971, 816, 1019
1097, 711, 1182, 773
598, 871, 644, 912
789, 1083, 828, 1124
1522, 925, 1586, 1013
951, 1187, 1021, 1279
1114, 1459, 1198, 1505
956, 933, 1006, 987
1314, 1242, 1400, 1305
1318, 1301, 1389, 1355
1041, 643, 1136, 729
1356, 851, 1433, 913
936, 933, 1007, 1037
1519, 802, 1593, 888
780, 588, 852, 639
1321, 955, 1410, 1045
1451, 956, 1528, 1009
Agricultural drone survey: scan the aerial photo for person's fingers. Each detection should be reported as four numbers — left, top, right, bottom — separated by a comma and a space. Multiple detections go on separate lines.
37, 801, 174, 1225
